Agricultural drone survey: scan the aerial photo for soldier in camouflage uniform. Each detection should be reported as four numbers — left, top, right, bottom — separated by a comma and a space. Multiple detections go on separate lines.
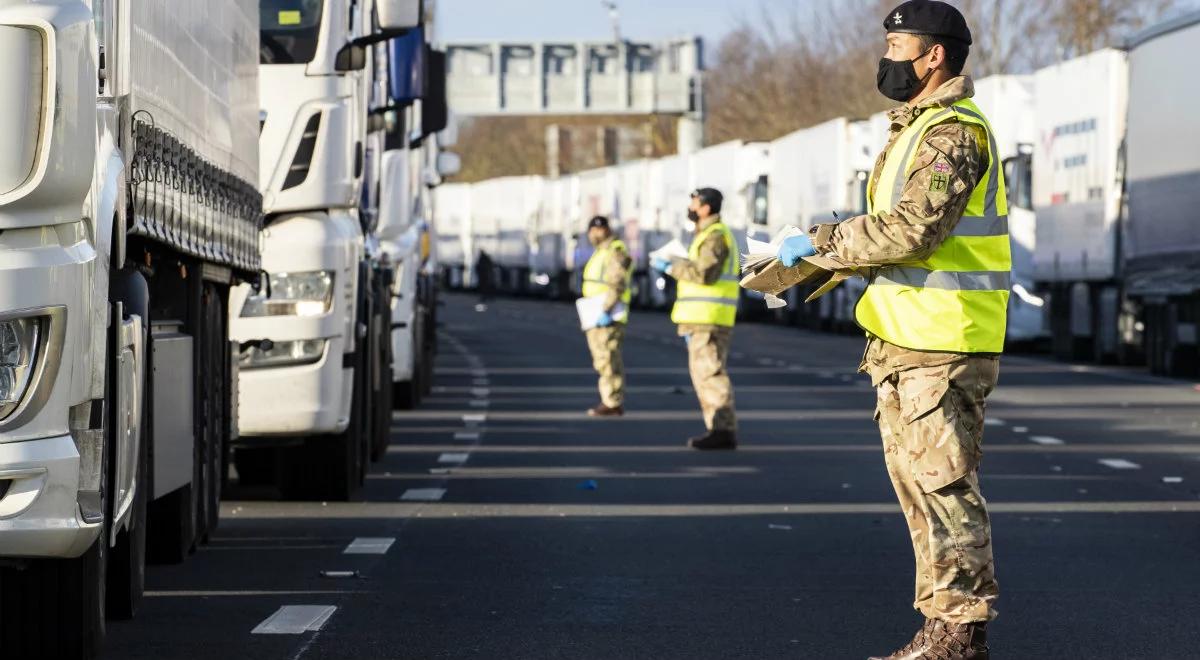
580, 216, 633, 417
777, 2, 1003, 659
655, 188, 740, 450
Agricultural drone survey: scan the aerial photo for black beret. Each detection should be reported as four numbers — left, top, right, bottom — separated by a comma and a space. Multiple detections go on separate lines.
884, 1, 972, 46
587, 215, 610, 229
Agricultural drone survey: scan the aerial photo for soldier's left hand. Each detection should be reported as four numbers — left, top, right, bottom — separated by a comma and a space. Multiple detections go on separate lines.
596, 311, 614, 327
778, 234, 816, 267
652, 257, 673, 275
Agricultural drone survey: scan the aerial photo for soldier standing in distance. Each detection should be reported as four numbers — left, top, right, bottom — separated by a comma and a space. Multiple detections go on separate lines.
654, 188, 740, 450
580, 216, 632, 417
777, 2, 1007, 658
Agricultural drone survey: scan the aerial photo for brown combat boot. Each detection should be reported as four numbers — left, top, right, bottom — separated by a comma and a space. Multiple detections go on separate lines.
587, 403, 624, 417
869, 620, 988, 660
868, 618, 935, 660
687, 430, 737, 450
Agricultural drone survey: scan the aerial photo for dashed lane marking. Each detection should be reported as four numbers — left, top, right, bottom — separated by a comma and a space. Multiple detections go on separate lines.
401, 488, 447, 501
454, 431, 481, 441
470, 387, 491, 397
985, 418, 1006, 427
343, 537, 395, 555
1030, 436, 1065, 446
1098, 458, 1141, 470
462, 414, 487, 424
469, 400, 490, 409
438, 453, 470, 464
252, 605, 337, 634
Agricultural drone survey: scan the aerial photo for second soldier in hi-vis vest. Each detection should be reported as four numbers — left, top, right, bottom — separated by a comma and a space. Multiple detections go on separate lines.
776, 2, 1002, 659
654, 188, 740, 450
581, 216, 632, 417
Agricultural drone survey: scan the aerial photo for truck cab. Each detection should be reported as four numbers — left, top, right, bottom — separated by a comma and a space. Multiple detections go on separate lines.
230, 0, 422, 499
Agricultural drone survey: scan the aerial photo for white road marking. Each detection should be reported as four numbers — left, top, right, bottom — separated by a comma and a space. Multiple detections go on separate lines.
401, 488, 447, 501
454, 431, 481, 441
1098, 458, 1141, 470
462, 414, 487, 424
767, 524, 793, 531
469, 400, 490, 409
470, 387, 491, 397
984, 418, 1006, 427
343, 537, 395, 555
429, 468, 450, 475
1163, 476, 1184, 484
472, 378, 491, 386
1012, 426, 1028, 433
438, 453, 470, 464
1030, 436, 1065, 446
252, 605, 337, 634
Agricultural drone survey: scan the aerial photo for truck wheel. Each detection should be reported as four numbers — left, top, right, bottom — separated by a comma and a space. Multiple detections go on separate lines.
393, 379, 418, 410
107, 430, 147, 620
1, 407, 111, 657
278, 359, 364, 501
233, 447, 276, 486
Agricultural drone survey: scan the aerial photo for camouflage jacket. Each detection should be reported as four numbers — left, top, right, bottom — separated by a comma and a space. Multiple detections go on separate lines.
595, 237, 633, 313
809, 76, 994, 380
671, 216, 733, 335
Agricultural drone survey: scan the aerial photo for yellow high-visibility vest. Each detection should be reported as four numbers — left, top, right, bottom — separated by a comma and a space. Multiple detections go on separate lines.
671, 221, 739, 327
581, 238, 632, 323
855, 97, 1011, 353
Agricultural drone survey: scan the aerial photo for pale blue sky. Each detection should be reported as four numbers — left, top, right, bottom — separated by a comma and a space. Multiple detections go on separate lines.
436, 0, 768, 54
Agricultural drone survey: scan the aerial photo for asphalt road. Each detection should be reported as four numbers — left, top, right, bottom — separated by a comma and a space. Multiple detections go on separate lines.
107, 292, 1200, 659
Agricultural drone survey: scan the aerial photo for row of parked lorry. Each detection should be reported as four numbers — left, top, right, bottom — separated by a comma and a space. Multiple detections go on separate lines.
0, 0, 451, 656
434, 11, 1200, 379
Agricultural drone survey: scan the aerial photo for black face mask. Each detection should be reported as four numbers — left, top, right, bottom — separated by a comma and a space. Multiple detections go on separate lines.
876, 48, 933, 102
687, 209, 700, 222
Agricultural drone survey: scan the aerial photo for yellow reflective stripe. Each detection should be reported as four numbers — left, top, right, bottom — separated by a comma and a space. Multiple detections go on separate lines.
952, 214, 1009, 237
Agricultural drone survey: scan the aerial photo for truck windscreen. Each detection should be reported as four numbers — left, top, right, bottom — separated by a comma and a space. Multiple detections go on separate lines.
260, 0, 324, 64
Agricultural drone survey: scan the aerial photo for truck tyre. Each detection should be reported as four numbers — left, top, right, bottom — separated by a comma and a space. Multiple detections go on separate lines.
233, 447, 276, 486
107, 270, 149, 617
278, 348, 366, 501
0, 386, 112, 657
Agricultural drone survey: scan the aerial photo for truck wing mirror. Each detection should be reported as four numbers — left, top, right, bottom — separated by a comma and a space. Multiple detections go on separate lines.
436, 152, 461, 178
377, 0, 423, 32
335, 43, 367, 72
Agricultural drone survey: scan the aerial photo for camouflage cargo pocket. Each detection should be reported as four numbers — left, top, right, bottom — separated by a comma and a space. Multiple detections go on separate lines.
898, 365, 982, 493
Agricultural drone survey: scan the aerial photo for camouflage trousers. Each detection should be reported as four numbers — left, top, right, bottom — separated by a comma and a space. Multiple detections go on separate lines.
585, 325, 625, 408
875, 357, 1000, 623
686, 327, 737, 432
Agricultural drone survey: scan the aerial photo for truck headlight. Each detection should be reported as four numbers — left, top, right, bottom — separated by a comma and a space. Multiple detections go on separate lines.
240, 271, 334, 317
0, 318, 41, 420
239, 339, 326, 370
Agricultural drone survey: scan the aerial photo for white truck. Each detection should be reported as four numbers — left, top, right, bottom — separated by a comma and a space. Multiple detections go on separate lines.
765, 117, 874, 328
1032, 48, 1129, 361
379, 32, 453, 408
971, 74, 1046, 346
1122, 11, 1200, 376
230, 0, 422, 500
0, 0, 261, 655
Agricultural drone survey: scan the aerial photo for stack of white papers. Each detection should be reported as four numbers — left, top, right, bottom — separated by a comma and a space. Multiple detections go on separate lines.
648, 239, 689, 263
575, 296, 627, 330
743, 226, 806, 309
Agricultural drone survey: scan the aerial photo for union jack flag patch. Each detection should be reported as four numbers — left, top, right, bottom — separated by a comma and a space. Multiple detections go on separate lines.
932, 161, 951, 173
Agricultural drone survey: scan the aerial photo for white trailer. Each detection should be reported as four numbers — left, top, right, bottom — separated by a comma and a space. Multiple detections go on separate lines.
765, 118, 873, 327
1122, 11, 1200, 376
229, 0, 422, 500
0, 0, 261, 654
434, 182, 472, 287
1032, 48, 1129, 360
972, 74, 1045, 345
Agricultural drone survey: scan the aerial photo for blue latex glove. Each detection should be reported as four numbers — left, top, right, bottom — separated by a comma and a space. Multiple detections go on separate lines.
778, 234, 817, 267
652, 257, 673, 275
595, 311, 614, 327
683, 334, 691, 346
